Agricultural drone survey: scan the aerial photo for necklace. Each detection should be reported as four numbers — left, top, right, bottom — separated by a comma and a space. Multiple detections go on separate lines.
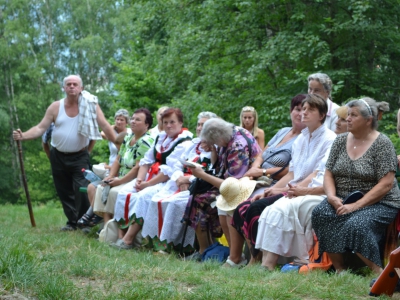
352, 133, 370, 149
195, 142, 201, 155
160, 135, 176, 152
160, 130, 182, 152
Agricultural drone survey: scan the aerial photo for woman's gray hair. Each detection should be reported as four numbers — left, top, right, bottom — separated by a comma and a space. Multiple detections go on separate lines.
346, 97, 389, 129
201, 118, 233, 145
307, 73, 333, 97
114, 109, 130, 123
197, 111, 217, 121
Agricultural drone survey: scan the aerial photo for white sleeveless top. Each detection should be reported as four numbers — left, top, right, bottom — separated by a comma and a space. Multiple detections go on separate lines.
51, 99, 89, 152
108, 129, 119, 165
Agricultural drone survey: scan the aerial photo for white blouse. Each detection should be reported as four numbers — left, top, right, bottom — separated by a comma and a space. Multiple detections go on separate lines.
288, 124, 336, 186
139, 130, 194, 177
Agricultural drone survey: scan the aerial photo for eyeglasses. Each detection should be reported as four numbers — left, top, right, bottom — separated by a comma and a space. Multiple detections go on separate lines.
242, 106, 255, 112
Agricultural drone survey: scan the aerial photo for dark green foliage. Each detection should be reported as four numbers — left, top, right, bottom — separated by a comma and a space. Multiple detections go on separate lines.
115, 0, 400, 140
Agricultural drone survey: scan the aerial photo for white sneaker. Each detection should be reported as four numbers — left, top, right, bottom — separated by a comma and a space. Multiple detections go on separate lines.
223, 256, 247, 268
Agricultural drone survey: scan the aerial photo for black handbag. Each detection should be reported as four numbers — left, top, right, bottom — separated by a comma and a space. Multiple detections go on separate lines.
188, 170, 216, 195
342, 190, 364, 204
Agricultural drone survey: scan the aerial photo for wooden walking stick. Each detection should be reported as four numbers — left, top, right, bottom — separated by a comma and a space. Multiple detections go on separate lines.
16, 140, 36, 227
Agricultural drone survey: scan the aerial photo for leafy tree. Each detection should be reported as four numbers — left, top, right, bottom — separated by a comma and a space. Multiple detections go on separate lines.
115, 0, 400, 142
0, 0, 135, 204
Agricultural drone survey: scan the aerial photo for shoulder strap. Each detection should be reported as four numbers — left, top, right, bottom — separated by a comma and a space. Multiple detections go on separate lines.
153, 135, 160, 160
238, 128, 253, 160
267, 149, 292, 179
261, 148, 291, 166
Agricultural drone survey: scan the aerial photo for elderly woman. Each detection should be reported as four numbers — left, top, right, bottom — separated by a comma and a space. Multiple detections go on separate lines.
140, 112, 218, 252
78, 108, 131, 227
88, 109, 155, 225
307, 73, 339, 131
311, 98, 400, 274
111, 108, 193, 249
101, 109, 132, 168
182, 118, 261, 261
226, 94, 336, 267
240, 106, 265, 149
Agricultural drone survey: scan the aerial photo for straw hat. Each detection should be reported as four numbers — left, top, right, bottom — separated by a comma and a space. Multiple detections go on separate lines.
216, 177, 257, 211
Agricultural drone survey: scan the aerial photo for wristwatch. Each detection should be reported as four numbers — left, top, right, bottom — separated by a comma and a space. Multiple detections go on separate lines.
262, 169, 267, 176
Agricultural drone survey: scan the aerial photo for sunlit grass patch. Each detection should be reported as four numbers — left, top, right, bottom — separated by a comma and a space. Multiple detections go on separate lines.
1, 205, 399, 299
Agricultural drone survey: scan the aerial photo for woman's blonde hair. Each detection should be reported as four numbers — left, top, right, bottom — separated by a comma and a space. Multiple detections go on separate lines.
335, 106, 348, 120
240, 106, 259, 137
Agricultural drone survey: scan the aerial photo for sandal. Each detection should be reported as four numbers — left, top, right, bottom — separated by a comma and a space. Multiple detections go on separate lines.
89, 214, 103, 226
77, 214, 92, 228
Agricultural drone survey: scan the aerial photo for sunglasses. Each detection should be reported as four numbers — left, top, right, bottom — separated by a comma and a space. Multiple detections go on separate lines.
242, 106, 255, 112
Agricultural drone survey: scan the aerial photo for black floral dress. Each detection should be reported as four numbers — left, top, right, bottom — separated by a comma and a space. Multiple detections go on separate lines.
312, 133, 400, 267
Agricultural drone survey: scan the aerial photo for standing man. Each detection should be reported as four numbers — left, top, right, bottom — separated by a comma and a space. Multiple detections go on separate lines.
13, 75, 116, 231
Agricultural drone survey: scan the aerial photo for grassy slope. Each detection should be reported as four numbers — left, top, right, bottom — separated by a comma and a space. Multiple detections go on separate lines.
0, 204, 397, 300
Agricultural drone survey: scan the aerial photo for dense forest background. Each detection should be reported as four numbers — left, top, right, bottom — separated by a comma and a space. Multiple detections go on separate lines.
2, 0, 400, 204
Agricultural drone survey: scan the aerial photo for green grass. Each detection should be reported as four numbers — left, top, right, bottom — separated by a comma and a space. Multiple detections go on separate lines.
0, 204, 398, 299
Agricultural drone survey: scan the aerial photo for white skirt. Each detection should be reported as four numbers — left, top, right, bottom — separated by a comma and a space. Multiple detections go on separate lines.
113, 179, 166, 224
141, 189, 195, 247
93, 183, 128, 216
255, 195, 325, 260
134, 180, 177, 221
113, 178, 138, 222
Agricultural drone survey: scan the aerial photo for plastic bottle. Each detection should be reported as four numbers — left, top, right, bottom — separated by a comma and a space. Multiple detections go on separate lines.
82, 168, 101, 182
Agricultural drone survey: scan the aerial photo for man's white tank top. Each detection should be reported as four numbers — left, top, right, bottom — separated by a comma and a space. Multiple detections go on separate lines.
51, 99, 89, 152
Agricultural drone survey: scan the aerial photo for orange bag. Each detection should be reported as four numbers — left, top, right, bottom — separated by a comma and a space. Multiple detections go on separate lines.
281, 234, 332, 274
298, 236, 332, 274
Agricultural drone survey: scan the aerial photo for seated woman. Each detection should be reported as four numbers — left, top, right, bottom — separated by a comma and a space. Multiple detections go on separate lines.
112, 108, 193, 249
227, 94, 336, 267
101, 109, 132, 170
256, 107, 350, 270
240, 106, 265, 149
140, 112, 217, 252
90, 109, 155, 225
311, 98, 400, 275
244, 94, 306, 195
78, 108, 131, 227
334, 106, 348, 134
182, 118, 261, 261
149, 106, 168, 139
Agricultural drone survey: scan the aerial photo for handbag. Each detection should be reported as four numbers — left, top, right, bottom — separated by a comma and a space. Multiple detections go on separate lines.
188, 170, 216, 195
342, 190, 364, 204
281, 234, 332, 274
256, 149, 291, 184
